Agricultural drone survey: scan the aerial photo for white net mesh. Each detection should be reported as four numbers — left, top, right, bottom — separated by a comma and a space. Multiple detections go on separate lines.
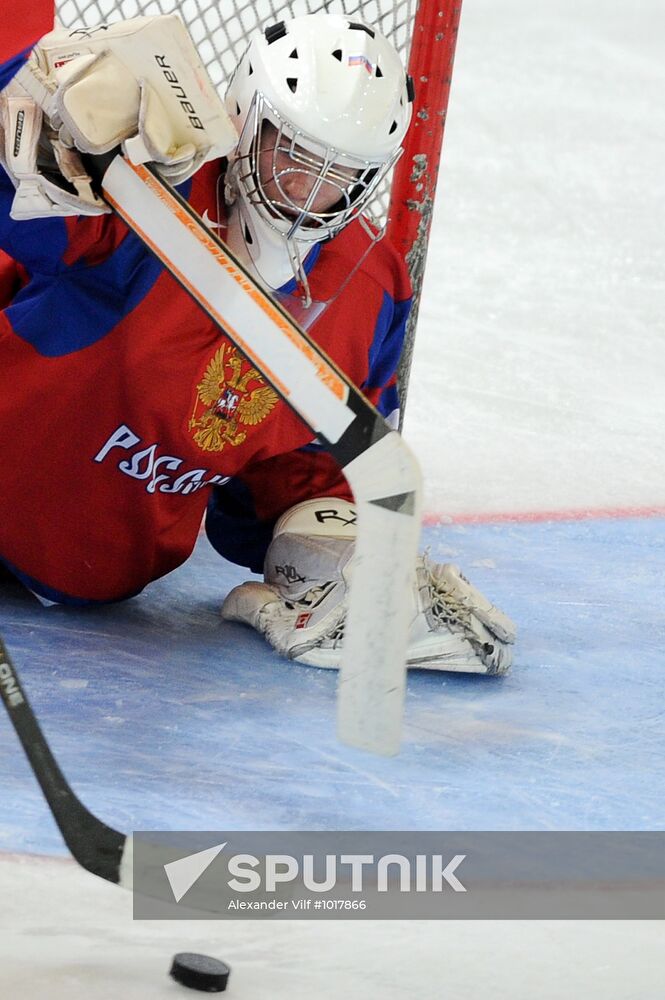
54, 0, 417, 224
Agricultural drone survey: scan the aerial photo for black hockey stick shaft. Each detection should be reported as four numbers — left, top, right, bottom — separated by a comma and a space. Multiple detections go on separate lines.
0, 633, 125, 882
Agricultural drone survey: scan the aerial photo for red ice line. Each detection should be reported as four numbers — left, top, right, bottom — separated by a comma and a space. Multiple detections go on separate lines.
423, 504, 665, 526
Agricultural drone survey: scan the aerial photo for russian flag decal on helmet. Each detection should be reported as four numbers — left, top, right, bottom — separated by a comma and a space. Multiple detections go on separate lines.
348, 54, 374, 75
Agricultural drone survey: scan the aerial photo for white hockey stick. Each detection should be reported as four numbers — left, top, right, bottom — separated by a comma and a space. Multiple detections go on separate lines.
12, 57, 422, 754
100, 157, 422, 756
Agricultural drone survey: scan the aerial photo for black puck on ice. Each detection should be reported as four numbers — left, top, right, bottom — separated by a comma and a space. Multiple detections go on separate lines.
169, 952, 231, 993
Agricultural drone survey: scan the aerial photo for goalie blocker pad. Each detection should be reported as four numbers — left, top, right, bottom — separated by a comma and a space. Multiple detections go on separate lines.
7, 14, 238, 217
33, 15, 237, 163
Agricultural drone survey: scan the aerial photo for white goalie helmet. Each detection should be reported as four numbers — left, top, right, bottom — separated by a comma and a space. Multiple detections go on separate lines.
223, 13, 413, 297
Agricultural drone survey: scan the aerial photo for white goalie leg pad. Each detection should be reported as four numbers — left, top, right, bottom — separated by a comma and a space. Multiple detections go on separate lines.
221, 498, 517, 674
222, 502, 354, 661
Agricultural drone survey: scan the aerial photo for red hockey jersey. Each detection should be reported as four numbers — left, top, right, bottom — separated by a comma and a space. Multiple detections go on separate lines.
0, 161, 412, 603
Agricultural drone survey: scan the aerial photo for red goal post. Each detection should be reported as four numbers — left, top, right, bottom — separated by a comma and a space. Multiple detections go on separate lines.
53, 0, 463, 412
387, 1, 463, 412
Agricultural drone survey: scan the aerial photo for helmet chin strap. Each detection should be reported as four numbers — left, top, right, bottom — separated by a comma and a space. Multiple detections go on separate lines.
223, 186, 315, 307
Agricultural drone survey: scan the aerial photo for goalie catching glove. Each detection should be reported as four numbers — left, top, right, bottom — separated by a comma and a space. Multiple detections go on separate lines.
221, 499, 517, 674
0, 15, 237, 219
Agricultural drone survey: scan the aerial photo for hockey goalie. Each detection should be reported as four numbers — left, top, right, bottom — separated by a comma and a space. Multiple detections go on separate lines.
0, 12, 515, 675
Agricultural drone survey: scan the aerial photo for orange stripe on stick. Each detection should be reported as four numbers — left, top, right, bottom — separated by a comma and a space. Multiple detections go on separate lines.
127, 163, 346, 402
104, 186, 292, 398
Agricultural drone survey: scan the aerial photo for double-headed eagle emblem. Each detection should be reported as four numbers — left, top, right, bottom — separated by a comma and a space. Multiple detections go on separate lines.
190, 345, 278, 452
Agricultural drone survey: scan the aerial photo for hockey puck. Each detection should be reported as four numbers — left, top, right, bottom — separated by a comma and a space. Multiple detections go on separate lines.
169, 953, 231, 993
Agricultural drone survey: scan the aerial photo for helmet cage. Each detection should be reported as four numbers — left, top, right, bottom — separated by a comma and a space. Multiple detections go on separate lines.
230, 92, 402, 244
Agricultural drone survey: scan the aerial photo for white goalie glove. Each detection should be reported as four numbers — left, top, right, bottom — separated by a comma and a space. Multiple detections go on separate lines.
0, 15, 237, 219
222, 498, 517, 674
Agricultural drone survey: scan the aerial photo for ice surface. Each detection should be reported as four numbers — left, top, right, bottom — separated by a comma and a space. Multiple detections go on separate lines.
1, 516, 663, 997
1, 0, 664, 997
2, 855, 664, 1000
404, 0, 665, 518
1, 518, 663, 854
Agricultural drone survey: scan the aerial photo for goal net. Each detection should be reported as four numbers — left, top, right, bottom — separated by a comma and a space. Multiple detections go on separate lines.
56, 1, 415, 112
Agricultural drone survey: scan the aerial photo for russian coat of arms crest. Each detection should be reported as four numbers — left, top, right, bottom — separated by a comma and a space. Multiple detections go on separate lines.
190, 344, 278, 452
